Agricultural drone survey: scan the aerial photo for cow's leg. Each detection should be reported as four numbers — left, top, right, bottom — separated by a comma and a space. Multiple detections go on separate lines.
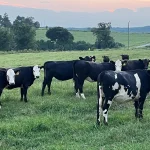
134, 101, 139, 118
73, 77, 80, 98
23, 86, 28, 102
138, 96, 146, 119
102, 98, 112, 125
47, 77, 52, 95
78, 79, 85, 99
97, 85, 104, 125
41, 77, 47, 96
20, 87, 23, 101
0, 89, 2, 109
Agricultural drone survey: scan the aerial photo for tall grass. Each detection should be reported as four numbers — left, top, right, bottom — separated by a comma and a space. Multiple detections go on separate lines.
0, 50, 150, 149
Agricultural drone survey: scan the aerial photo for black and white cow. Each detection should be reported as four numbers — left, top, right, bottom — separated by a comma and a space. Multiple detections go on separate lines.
73, 61, 115, 99
6, 65, 40, 102
97, 69, 150, 125
115, 59, 150, 71
121, 54, 129, 60
41, 56, 96, 96
102, 56, 110, 62
0, 68, 16, 108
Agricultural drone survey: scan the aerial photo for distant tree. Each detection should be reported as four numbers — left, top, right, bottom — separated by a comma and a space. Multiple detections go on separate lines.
91, 22, 115, 49
1, 13, 12, 28
0, 28, 12, 50
34, 21, 40, 28
13, 16, 36, 50
0, 15, 2, 26
46, 27, 74, 50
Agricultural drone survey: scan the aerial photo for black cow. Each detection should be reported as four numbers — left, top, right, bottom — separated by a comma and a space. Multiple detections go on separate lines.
115, 59, 150, 71
41, 56, 96, 96
97, 69, 150, 125
0, 68, 16, 108
73, 61, 115, 99
6, 65, 40, 102
121, 54, 129, 60
102, 56, 110, 62
79, 56, 96, 62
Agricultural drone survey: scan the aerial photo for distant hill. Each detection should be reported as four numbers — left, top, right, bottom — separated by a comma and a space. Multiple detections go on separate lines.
0, 5, 150, 29
67, 26, 150, 33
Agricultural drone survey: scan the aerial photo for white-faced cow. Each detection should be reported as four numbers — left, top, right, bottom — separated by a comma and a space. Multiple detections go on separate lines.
121, 54, 129, 60
115, 59, 150, 71
73, 60, 115, 99
102, 56, 110, 62
41, 56, 96, 96
97, 69, 150, 125
0, 68, 16, 108
6, 65, 40, 102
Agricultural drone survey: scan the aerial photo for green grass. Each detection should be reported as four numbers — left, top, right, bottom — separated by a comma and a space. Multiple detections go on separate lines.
0, 50, 150, 149
36, 29, 150, 48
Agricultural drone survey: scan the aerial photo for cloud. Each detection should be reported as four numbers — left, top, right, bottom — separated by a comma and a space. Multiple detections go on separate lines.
40, 1, 50, 3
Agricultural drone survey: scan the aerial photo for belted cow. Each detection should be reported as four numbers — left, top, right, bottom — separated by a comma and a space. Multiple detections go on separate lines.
41, 56, 96, 96
0, 68, 16, 108
6, 65, 40, 102
97, 69, 150, 125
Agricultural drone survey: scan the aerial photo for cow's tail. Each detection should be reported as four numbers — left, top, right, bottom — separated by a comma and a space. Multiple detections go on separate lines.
72, 60, 78, 82
97, 72, 105, 125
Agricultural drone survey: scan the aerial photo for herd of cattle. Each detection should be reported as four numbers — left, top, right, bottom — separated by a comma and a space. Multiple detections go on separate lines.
0, 54, 150, 125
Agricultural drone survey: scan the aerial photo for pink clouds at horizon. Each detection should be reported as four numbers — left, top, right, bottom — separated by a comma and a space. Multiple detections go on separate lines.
0, 0, 150, 12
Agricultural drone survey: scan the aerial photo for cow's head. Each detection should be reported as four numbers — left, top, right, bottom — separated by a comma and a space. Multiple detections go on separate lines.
102, 56, 110, 62
115, 60, 122, 71
115, 59, 129, 71
79, 56, 96, 62
33, 65, 40, 78
6, 69, 15, 85
139, 59, 150, 69
121, 54, 129, 60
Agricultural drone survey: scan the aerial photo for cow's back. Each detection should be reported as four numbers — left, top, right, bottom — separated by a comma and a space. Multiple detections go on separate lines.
44, 60, 75, 80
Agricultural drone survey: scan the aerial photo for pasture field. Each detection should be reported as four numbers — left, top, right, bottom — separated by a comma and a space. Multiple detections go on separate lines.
0, 49, 150, 150
36, 29, 150, 48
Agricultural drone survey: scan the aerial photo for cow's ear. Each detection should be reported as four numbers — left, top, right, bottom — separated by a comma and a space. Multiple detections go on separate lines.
122, 60, 128, 66
79, 57, 83, 60
110, 60, 115, 65
15, 71, 20, 75
139, 59, 142, 62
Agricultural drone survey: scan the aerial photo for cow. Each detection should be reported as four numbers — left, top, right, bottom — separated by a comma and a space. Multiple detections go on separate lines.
73, 61, 115, 99
73, 58, 150, 99
97, 69, 150, 125
6, 65, 40, 102
115, 59, 150, 71
0, 68, 16, 108
41, 56, 96, 96
121, 54, 129, 60
102, 56, 110, 62
79, 56, 96, 62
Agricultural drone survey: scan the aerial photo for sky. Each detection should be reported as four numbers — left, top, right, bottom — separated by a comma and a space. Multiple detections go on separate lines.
0, 0, 150, 12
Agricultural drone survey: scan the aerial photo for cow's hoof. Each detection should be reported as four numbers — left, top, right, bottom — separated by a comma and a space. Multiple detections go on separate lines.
76, 93, 80, 98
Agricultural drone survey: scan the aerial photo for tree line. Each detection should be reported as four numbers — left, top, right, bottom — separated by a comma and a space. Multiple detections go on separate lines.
0, 13, 124, 51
